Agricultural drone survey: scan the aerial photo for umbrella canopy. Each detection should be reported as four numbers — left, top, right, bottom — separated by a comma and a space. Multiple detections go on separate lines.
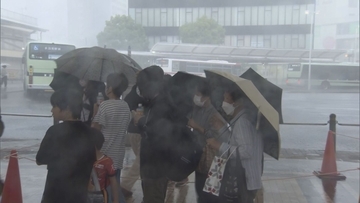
167, 71, 205, 118
49, 69, 82, 91
205, 70, 281, 159
55, 46, 141, 86
240, 68, 283, 124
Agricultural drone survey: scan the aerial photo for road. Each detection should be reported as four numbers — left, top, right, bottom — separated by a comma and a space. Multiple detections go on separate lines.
0, 82, 359, 154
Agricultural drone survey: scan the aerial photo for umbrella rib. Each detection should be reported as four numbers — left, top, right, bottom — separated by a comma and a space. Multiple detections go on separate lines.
82, 58, 96, 81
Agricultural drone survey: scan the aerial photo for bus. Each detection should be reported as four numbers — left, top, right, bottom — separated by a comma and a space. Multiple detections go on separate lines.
154, 58, 243, 76
286, 63, 360, 89
22, 42, 76, 95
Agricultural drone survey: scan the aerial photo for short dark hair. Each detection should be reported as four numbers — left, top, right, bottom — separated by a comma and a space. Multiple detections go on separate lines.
197, 80, 211, 97
107, 73, 129, 98
50, 89, 83, 119
136, 66, 164, 98
226, 84, 244, 102
92, 129, 105, 150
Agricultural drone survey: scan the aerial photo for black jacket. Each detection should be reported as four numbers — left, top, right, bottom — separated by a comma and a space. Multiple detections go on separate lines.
124, 85, 146, 134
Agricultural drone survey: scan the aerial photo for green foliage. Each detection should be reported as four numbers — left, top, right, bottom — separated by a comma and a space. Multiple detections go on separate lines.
179, 16, 225, 44
97, 15, 149, 51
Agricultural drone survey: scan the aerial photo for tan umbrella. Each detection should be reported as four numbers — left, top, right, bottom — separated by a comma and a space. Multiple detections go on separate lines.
205, 70, 281, 159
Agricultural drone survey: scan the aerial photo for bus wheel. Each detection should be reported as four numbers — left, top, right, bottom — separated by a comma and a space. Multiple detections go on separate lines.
321, 81, 330, 90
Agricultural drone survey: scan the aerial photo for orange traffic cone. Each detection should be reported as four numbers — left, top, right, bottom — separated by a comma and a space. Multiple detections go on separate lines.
1, 150, 23, 203
313, 131, 346, 180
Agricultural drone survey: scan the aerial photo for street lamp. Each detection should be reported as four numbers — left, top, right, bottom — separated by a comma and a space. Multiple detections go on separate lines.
305, 9, 317, 90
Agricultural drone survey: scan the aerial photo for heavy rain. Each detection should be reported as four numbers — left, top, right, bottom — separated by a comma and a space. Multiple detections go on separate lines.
0, 0, 359, 202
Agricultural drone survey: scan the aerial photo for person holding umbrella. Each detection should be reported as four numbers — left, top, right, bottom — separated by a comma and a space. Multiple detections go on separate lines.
207, 84, 264, 203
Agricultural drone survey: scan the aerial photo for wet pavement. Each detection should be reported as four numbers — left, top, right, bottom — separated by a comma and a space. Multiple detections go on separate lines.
0, 148, 359, 203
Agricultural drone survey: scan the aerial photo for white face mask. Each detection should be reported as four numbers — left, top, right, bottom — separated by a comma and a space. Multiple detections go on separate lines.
222, 101, 235, 115
193, 95, 205, 107
136, 87, 143, 97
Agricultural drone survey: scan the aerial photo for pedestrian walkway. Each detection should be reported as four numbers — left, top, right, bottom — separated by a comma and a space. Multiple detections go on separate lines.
0, 148, 359, 203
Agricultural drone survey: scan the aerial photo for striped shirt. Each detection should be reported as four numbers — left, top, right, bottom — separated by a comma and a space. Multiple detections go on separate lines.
93, 99, 130, 169
219, 109, 264, 190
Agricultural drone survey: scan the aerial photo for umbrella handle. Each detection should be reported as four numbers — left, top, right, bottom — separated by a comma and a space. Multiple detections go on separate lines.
256, 110, 262, 130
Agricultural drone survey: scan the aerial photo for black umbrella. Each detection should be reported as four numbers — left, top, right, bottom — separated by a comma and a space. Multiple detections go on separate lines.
49, 69, 82, 92
54, 46, 141, 87
240, 68, 283, 124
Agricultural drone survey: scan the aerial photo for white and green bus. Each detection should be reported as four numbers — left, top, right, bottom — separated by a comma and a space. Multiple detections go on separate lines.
286, 63, 360, 89
22, 42, 75, 95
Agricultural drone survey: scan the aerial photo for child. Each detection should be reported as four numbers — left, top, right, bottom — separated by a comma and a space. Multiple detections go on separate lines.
36, 89, 97, 203
90, 130, 119, 203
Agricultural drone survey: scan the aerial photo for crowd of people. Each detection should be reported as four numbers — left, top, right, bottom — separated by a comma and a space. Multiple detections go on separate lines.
33, 65, 264, 203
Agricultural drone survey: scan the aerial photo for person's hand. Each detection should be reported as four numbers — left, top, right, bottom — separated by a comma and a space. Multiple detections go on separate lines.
206, 138, 222, 151
187, 118, 198, 129
210, 115, 225, 131
132, 110, 144, 126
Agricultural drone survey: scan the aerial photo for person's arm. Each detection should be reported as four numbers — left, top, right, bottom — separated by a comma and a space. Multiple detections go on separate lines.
36, 127, 55, 165
91, 103, 105, 131
188, 118, 205, 134
109, 176, 119, 203
218, 118, 254, 160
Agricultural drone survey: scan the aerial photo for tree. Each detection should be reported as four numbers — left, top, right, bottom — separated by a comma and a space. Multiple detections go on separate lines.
179, 16, 225, 45
97, 15, 149, 51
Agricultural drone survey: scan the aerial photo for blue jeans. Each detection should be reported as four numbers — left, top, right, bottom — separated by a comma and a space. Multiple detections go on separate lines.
106, 169, 126, 203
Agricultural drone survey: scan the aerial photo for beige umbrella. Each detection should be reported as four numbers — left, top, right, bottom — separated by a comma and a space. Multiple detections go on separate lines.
205, 70, 281, 159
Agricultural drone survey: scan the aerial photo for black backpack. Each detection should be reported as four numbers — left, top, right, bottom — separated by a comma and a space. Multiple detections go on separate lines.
167, 124, 203, 182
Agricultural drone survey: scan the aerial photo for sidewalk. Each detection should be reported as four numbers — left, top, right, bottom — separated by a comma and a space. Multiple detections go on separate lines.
2, 148, 358, 203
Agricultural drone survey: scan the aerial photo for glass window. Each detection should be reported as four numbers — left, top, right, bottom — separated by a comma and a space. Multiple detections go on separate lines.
299, 34, 306, 48
193, 8, 199, 22
186, 8, 192, 23
299, 5, 307, 24
142, 9, 148, 26
225, 36, 231, 46
251, 7, 258, 25
160, 36, 167, 42
211, 8, 218, 22
271, 35, 277, 48
199, 8, 205, 18
291, 35, 299, 48
237, 7, 245, 25
173, 8, 180, 26
205, 8, 212, 18
284, 34, 291, 48
154, 36, 160, 44
225, 7, 232, 26
148, 36, 155, 48
278, 35, 284, 48
161, 8, 167, 26
258, 7, 265, 25
129, 8, 135, 20
257, 35, 264, 47
154, 8, 161, 26
285, 5, 292, 25
251, 35, 257, 47
305, 34, 310, 49
264, 7, 272, 25
174, 36, 180, 43
272, 6, 278, 25
231, 35, 237, 46
245, 35, 251, 46
264, 35, 271, 48
231, 7, 238, 26
237, 35, 244, 46
306, 4, 314, 24
179, 8, 186, 26
167, 8, 173, 27
167, 36, 173, 43
218, 7, 225, 25
135, 9, 142, 24
292, 5, 300, 24
245, 7, 251, 25
278, 6, 285, 25
148, 8, 154, 26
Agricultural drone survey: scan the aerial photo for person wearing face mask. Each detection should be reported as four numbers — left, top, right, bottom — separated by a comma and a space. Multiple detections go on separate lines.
207, 87, 264, 203
92, 73, 131, 203
187, 80, 225, 203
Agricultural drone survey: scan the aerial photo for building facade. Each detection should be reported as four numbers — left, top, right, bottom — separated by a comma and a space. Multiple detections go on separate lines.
129, 0, 314, 49
314, 0, 359, 51
67, 0, 128, 47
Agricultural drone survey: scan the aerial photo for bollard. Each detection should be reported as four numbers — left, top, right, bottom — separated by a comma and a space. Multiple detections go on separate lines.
329, 114, 336, 152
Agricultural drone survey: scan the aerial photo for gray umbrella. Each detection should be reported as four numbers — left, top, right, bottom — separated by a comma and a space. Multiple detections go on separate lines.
55, 46, 141, 86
